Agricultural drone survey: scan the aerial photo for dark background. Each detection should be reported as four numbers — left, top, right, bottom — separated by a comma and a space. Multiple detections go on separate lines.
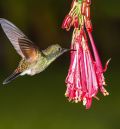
0, 0, 119, 129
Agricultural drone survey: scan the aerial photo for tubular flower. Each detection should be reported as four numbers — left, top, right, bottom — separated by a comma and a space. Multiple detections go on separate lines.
62, 0, 110, 109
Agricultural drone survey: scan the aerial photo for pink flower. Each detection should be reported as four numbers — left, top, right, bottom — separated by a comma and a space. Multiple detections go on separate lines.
62, 15, 73, 31
62, 0, 110, 109
65, 28, 110, 109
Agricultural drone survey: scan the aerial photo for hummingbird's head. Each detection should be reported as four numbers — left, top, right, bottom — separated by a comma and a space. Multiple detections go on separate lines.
42, 44, 70, 59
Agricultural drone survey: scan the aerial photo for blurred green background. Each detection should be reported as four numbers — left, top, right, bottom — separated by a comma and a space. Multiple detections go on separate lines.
0, 0, 119, 129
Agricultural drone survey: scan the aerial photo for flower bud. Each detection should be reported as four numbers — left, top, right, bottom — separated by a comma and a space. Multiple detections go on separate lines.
81, 1, 87, 15
86, 0, 91, 5
85, 6, 90, 19
85, 19, 92, 32
62, 15, 72, 31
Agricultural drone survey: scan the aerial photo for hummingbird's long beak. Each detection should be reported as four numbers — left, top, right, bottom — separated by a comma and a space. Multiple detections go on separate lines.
57, 48, 76, 58
61, 48, 76, 53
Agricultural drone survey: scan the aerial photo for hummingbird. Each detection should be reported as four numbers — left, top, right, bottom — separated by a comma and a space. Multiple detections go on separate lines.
0, 18, 70, 84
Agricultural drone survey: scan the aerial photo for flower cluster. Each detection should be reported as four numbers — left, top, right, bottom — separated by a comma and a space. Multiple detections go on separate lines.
62, 0, 110, 109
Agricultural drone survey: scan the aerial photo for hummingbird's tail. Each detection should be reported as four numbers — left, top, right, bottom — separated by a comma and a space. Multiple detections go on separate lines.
3, 71, 21, 85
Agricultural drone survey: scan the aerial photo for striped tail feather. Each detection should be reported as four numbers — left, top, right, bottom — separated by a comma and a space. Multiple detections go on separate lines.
3, 71, 21, 85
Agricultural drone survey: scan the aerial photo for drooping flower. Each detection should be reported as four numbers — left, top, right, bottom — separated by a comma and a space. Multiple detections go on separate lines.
62, 0, 110, 109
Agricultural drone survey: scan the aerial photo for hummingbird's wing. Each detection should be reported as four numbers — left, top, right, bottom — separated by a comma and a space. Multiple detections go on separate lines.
18, 37, 38, 62
0, 18, 39, 62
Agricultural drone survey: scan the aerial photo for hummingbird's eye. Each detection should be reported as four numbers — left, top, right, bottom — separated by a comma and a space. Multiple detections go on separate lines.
58, 47, 62, 51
